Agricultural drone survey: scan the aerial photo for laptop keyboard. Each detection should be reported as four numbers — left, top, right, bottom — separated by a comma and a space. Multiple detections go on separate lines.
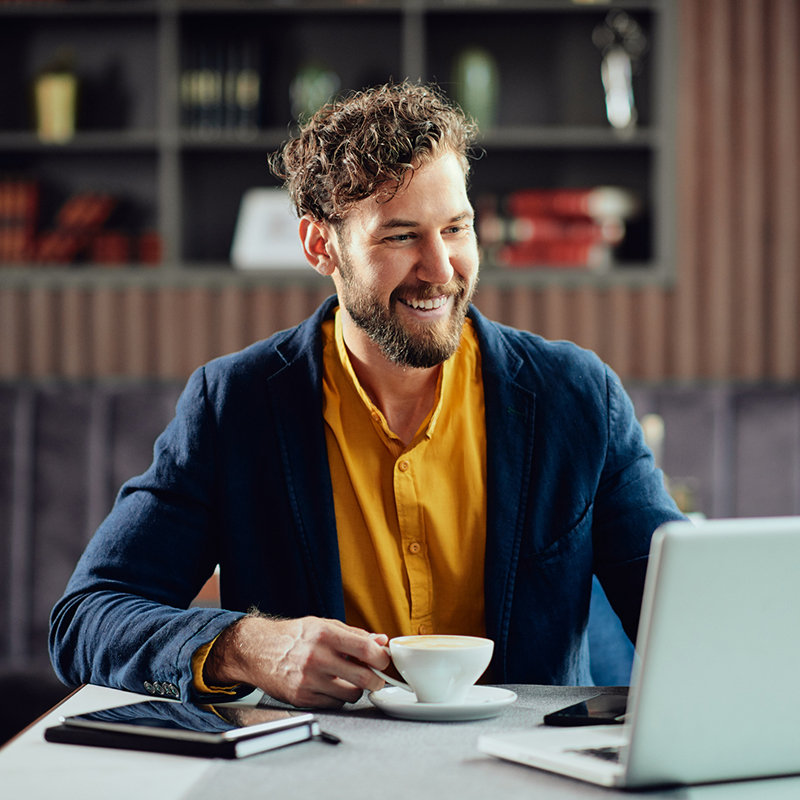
569, 746, 622, 763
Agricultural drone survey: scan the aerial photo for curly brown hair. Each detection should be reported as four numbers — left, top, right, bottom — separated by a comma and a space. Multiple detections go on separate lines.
269, 81, 478, 223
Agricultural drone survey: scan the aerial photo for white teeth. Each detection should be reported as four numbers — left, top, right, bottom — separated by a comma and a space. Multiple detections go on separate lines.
407, 297, 445, 310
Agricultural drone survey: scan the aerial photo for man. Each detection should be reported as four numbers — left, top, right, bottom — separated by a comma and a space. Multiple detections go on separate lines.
50, 82, 683, 709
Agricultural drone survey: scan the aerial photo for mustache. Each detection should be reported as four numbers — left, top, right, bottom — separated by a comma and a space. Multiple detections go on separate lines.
390, 276, 469, 304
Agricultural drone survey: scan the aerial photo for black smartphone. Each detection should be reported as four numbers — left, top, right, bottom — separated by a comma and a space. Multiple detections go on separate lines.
543, 693, 628, 727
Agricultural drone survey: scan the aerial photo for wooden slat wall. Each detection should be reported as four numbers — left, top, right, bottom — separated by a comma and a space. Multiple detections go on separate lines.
0, 0, 798, 383
0, 285, 334, 380
767, 0, 800, 379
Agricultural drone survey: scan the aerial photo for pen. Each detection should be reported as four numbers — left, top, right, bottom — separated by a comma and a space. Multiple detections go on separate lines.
315, 729, 342, 745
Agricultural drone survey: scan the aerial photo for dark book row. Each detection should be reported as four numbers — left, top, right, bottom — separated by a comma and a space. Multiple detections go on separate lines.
0, 178, 161, 266
181, 35, 262, 136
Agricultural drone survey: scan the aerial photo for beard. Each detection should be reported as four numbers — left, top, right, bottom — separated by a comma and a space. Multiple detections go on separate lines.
337, 258, 477, 370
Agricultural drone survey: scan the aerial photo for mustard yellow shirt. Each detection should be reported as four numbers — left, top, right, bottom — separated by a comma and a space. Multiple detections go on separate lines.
322, 308, 487, 640
193, 308, 488, 693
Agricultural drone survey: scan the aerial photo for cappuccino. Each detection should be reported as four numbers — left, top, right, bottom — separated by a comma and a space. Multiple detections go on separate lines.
395, 635, 486, 650
371, 634, 494, 703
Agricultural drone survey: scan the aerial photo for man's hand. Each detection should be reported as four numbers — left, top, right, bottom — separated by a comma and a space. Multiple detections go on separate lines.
203, 615, 390, 708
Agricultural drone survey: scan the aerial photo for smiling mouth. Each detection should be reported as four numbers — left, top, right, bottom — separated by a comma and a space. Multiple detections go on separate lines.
398, 296, 449, 311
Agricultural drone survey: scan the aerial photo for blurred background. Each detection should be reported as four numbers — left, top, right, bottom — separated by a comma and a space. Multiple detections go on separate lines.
1, 0, 798, 739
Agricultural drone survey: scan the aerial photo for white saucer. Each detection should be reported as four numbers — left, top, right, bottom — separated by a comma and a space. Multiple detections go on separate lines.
368, 685, 517, 721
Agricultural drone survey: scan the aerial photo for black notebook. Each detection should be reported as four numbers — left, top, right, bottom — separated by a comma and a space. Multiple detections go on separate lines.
45, 699, 331, 759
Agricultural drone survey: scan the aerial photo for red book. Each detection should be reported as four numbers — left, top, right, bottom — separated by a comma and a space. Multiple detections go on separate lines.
35, 230, 81, 264
138, 231, 163, 265
0, 180, 39, 263
36, 191, 117, 264
505, 216, 625, 246
495, 240, 612, 270
507, 187, 640, 221
57, 192, 115, 231
91, 231, 131, 265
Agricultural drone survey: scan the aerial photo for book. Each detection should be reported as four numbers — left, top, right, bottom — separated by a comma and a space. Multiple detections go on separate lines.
495, 240, 614, 270
182, 34, 261, 136
35, 191, 116, 264
45, 700, 329, 760
506, 187, 641, 221
484, 215, 625, 247
478, 186, 641, 270
0, 179, 39, 264
91, 231, 131, 265
137, 230, 163, 265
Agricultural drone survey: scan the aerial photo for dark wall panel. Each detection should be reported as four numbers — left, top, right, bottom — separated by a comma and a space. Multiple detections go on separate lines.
734, 391, 800, 517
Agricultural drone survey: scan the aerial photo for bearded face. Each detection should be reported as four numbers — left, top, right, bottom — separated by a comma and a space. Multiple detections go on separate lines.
336, 252, 476, 369
328, 152, 480, 370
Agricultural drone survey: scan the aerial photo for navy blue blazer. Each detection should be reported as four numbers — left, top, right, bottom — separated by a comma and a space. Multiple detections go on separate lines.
50, 298, 683, 701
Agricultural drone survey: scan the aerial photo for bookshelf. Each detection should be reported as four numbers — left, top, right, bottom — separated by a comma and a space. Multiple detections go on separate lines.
0, 0, 677, 289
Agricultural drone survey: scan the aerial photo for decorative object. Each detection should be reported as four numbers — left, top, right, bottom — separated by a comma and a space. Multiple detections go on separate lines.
592, 10, 648, 132
452, 46, 499, 131
230, 188, 307, 270
289, 63, 340, 121
34, 47, 78, 143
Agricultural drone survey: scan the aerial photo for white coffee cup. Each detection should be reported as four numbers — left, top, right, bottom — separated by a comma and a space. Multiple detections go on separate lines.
370, 634, 493, 704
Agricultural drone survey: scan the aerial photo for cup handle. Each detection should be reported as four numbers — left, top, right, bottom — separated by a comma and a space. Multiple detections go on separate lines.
370, 645, 414, 693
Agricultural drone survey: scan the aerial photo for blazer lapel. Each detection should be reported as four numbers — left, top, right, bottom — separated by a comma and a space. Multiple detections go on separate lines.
471, 309, 536, 681
267, 300, 346, 622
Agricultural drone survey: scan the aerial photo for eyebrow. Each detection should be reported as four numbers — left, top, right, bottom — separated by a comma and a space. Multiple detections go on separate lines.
379, 211, 474, 230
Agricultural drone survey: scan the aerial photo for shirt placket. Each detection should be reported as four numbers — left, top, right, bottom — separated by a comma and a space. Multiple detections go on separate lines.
393, 447, 433, 635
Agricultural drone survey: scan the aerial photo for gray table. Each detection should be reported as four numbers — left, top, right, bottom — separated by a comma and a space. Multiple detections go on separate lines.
193, 685, 799, 800
191, 684, 624, 800
3, 684, 800, 800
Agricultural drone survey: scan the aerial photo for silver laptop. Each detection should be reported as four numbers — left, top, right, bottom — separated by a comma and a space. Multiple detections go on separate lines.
479, 516, 800, 789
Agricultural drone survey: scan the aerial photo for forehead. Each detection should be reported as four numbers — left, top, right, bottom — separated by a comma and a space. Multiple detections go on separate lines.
343, 152, 471, 232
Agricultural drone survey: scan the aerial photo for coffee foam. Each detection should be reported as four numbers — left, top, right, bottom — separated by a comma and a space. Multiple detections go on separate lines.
395, 636, 486, 650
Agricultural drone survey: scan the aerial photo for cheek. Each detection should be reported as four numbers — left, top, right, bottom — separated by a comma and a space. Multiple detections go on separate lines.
454, 243, 480, 276
368, 256, 412, 293
347, 268, 400, 307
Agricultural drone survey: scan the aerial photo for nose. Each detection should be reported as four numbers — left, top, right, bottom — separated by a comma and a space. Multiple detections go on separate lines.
416, 234, 454, 285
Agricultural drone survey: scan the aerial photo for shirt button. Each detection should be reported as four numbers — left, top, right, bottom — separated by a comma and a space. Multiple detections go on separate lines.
409, 542, 421, 554
398, 460, 410, 472
371, 412, 381, 422
418, 625, 428, 635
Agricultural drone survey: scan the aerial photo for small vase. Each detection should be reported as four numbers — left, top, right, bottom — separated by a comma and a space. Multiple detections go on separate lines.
452, 47, 500, 132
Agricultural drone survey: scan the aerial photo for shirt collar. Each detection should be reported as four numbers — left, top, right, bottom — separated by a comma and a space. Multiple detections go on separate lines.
333, 307, 449, 443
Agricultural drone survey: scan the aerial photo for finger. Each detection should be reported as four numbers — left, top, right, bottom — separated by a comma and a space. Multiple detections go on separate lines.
294, 630, 385, 693
329, 628, 391, 669
266, 670, 359, 709
294, 689, 350, 709
325, 676, 370, 704
327, 653, 386, 693
288, 673, 367, 708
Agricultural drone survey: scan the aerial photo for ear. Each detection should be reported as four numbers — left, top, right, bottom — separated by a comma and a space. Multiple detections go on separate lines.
299, 215, 337, 276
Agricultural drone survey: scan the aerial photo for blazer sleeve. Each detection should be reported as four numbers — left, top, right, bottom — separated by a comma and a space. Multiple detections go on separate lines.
49, 365, 245, 702
591, 365, 686, 642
